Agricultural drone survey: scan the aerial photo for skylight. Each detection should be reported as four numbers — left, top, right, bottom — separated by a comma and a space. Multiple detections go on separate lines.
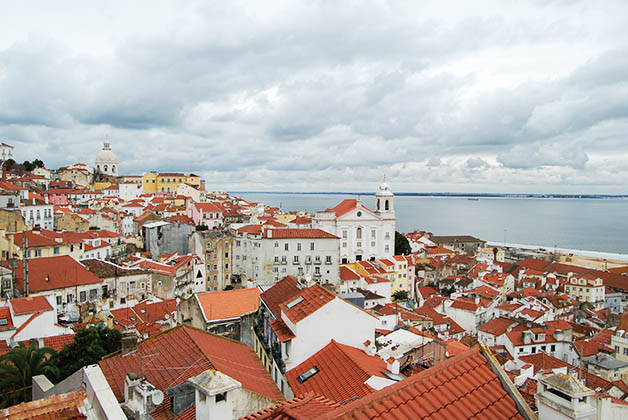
297, 366, 319, 383
381, 371, 405, 381
285, 296, 304, 309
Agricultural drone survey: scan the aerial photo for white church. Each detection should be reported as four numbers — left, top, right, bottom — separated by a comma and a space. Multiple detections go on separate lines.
313, 182, 396, 263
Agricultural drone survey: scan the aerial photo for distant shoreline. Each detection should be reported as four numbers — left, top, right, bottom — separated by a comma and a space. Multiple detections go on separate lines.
230, 191, 628, 199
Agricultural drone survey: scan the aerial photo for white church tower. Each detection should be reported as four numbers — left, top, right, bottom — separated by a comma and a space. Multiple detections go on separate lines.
375, 181, 395, 219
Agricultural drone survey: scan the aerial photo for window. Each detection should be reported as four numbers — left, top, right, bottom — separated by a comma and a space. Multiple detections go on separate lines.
315, 267, 320, 275
325, 256, 332, 264
297, 366, 319, 383
342, 242, 347, 248
130, 281, 137, 289
297, 243, 301, 251
67, 294, 74, 303
56, 296, 62, 305
551, 345, 556, 352
385, 245, 390, 252
315, 256, 321, 264
342, 230, 347, 239
385, 232, 390, 240
624, 348, 628, 356
293, 256, 299, 264
371, 230, 376, 239
79, 291, 87, 302
275, 242, 279, 248
89, 288, 97, 299
34, 249, 42, 257
285, 243, 289, 251
54, 246, 60, 255
310, 242, 315, 251
356, 227, 362, 239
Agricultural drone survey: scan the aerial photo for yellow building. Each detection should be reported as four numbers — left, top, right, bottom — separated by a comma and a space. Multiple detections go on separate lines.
564, 273, 605, 310
141, 172, 202, 194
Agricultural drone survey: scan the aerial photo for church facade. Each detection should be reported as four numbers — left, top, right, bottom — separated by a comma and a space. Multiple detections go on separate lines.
313, 183, 396, 263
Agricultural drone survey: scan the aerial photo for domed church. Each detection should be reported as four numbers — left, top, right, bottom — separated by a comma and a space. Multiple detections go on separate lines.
94, 141, 118, 177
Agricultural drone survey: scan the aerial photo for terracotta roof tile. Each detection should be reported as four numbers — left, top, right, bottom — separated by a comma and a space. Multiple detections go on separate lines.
270, 319, 295, 342
99, 326, 284, 403
42, 334, 75, 351
196, 288, 261, 321
316, 347, 526, 420
239, 393, 339, 420
0, 389, 87, 419
0, 307, 14, 331
285, 340, 387, 403
263, 229, 339, 239
9, 296, 53, 316
4, 256, 102, 293
260, 276, 301, 319
279, 284, 335, 323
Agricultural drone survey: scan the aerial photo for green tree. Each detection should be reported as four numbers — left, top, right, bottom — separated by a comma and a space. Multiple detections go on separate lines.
392, 290, 409, 301
394, 231, 411, 255
195, 224, 209, 231
31, 159, 44, 169
3, 159, 16, 171
0, 342, 59, 408
51, 327, 122, 381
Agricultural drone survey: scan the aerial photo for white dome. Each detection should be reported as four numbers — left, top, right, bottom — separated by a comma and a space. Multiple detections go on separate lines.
95, 141, 118, 176
95, 142, 118, 164
377, 181, 393, 196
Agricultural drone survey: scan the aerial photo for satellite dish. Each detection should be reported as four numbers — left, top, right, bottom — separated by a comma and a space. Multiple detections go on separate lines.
151, 390, 164, 406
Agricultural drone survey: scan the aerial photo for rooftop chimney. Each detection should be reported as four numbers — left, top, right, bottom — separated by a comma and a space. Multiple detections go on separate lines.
121, 331, 139, 355
188, 370, 242, 420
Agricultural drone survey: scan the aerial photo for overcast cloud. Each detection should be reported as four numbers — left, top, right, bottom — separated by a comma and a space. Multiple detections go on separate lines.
1, 0, 628, 193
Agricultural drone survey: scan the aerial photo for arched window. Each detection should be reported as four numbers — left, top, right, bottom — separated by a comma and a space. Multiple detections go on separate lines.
96, 165, 100, 171
104, 165, 108, 172
112, 165, 116, 173
356, 227, 362, 239
385, 200, 389, 211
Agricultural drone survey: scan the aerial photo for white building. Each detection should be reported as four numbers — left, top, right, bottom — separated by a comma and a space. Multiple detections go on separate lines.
94, 141, 118, 177
313, 183, 396, 263
0, 142, 14, 161
20, 203, 54, 230
119, 182, 140, 202
233, 226, 340, 286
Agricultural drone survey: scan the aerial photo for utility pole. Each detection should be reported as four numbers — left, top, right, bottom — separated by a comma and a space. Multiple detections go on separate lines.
22, 231, 29, 296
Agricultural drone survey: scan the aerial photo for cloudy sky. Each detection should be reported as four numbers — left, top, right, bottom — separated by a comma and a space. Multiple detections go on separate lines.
1, 1, 627, 193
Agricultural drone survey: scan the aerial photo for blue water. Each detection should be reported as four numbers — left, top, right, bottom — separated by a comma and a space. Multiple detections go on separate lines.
233, 193, 628, 255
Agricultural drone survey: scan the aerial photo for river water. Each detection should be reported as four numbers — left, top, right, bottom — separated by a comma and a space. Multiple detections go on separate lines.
233, 193, 628, 255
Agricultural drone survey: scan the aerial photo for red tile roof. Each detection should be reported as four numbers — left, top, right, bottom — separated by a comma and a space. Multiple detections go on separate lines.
479, 317, 516, 336
340, 266, 361, 282
239, 393, 339, 420
9, 296, 53, 316
260, 276, 301, 318
0, 307, 14, 331
5, 256, 102, 293
279, 284, 335, 323
42, 334, 75, 351
263, 229, 339, 239
196, 288, 261, 321
0, 389, 87, 419
99, 326, 284, 403
285, 340, 387, 403
324, 199, 377, 218
270, 319, 296, 342
316, 347, 527, 420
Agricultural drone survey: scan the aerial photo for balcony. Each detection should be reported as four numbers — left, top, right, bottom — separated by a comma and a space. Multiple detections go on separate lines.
281, 260, 287, 265
314, 260, 321, 265
325, 260, 332, 265
292, 260, 300, 265
273, 260, 280, 265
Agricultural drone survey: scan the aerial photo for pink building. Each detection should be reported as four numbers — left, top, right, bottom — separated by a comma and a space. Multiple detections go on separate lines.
187, 202, 223, 228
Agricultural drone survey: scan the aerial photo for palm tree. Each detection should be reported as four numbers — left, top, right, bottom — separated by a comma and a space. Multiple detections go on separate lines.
0, 342, 59, 408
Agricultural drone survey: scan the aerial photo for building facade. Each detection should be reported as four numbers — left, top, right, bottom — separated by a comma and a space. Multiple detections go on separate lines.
313, 183, 395, 264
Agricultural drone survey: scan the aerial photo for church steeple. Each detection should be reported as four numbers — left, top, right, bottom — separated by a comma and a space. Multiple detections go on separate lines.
375, 181, 394, 217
